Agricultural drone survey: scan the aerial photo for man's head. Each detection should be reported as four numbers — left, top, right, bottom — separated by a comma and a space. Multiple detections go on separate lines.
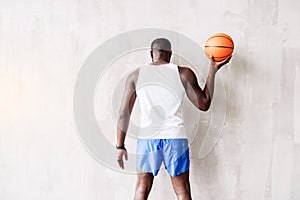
150, 38, 172, 63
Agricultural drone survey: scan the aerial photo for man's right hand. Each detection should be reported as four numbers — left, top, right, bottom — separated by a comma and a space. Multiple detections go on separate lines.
117, 149, 128, 169
210, 55, 232, 71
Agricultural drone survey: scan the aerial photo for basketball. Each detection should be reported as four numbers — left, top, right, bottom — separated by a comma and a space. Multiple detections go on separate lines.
204, 33, 234, 62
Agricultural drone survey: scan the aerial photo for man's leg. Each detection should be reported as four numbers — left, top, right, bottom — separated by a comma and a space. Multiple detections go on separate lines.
163, 139, 191, 199
134, 172, 154, 200
170, 171, 192, 200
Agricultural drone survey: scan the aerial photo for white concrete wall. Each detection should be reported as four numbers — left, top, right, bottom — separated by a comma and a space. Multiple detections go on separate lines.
1, 0, 300, 199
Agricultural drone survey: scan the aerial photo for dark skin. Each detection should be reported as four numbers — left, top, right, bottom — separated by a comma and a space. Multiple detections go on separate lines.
116, 49, 231, 200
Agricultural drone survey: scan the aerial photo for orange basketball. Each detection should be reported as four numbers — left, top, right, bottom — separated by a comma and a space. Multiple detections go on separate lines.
204, 33, 234, 62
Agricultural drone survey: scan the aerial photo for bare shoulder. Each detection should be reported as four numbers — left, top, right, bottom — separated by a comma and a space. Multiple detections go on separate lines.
178, 66, 196, 81
127, 68, 140, 85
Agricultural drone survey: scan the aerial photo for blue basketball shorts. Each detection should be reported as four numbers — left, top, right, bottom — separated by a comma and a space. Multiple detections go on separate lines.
136, 138, 190, 177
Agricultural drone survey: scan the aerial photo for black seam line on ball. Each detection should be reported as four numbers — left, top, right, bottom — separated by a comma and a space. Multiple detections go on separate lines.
212, 54, 232, 58
205, 45, 234, 49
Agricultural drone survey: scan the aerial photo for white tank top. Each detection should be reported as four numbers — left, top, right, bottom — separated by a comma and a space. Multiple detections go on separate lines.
135, 63, 187, 139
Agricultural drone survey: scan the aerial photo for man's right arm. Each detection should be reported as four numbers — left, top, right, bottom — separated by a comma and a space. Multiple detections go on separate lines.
179, 56, 231, 111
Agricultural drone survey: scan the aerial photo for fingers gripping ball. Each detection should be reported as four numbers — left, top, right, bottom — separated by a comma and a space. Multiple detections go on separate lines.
204, 33, 234, 62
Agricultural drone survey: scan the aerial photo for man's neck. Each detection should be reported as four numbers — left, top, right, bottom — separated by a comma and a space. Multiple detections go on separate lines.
150, 60, 170, 65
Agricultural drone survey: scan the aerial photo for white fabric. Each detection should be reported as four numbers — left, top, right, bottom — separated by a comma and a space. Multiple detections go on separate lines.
135, 63, 187, 139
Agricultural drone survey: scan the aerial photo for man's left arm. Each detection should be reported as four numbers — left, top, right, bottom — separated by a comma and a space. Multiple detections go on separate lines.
116, 70, 137, 169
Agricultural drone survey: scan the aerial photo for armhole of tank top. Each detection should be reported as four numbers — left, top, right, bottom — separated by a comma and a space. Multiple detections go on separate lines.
135, 66, 142, 88
176, 65, 186, 94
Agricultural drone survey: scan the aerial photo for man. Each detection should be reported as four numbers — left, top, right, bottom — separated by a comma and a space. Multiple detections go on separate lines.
116, 38, 231, 200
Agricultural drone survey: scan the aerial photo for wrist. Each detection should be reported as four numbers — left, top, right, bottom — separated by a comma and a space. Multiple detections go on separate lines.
116, 144, 126, 150
212, 61, 219, 69
210, 65, 218, 74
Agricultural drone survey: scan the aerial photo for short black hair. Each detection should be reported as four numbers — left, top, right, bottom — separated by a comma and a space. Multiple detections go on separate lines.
151, 38, 172, 52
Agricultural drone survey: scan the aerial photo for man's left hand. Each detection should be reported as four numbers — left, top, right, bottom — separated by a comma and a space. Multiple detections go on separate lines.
117, 149, 128, 169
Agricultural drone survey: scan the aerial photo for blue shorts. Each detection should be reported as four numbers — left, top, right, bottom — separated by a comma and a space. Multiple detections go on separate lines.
136, 138, 190, 177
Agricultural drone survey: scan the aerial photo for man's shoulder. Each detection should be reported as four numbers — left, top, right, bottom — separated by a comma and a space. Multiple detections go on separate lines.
178, 66, 195, 78
127, 68, 140, 84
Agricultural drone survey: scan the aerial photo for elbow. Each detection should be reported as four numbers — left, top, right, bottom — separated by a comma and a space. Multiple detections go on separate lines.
198, 100, 211, 111
200, 105, 210, 111
118, 110, 130, 121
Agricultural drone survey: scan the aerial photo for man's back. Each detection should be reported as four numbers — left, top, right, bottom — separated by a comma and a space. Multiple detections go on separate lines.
135, 63, 187, 139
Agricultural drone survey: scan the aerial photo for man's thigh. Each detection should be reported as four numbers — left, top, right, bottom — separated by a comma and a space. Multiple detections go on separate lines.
136, 171, 154, 182
170, 170, 190, 186
170, 171, 192, 198
135, 171, 155, 194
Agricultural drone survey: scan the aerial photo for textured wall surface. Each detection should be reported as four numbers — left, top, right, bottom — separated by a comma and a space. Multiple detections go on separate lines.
1, 0, 300, 199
